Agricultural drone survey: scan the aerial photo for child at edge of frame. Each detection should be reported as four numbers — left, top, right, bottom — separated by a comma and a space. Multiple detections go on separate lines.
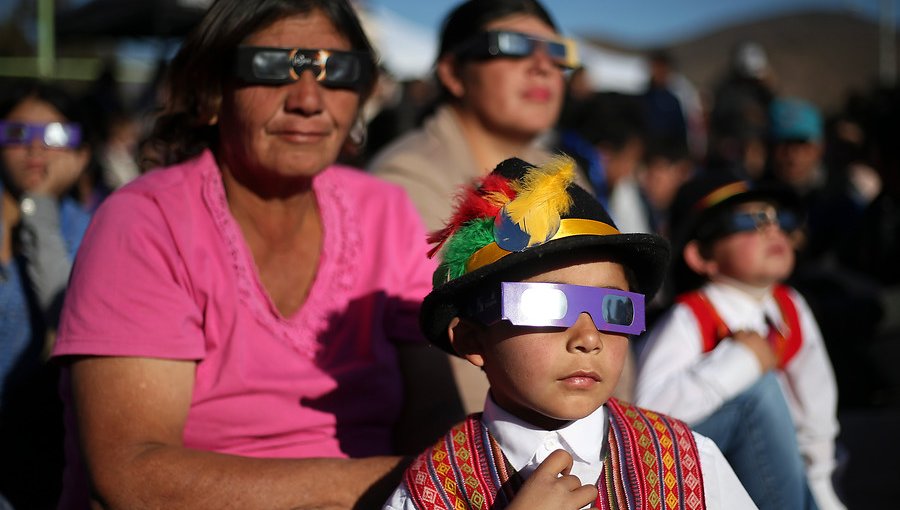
382, 155, 757, 510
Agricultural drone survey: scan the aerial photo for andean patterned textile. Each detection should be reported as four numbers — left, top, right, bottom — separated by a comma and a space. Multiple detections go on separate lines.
405, 398, 706, 510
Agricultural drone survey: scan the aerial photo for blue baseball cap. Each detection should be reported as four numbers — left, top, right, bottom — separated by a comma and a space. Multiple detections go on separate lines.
770, 98, 823, 142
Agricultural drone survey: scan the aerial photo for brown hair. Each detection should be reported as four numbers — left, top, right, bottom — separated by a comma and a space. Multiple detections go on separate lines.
151, 0, 377, 163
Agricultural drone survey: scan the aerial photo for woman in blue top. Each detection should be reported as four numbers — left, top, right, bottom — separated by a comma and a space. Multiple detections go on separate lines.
0, 80, 93, 509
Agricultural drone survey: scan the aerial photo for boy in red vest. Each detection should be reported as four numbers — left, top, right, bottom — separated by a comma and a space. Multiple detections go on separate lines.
384, 156, 756, 510
635, 172, 844, 510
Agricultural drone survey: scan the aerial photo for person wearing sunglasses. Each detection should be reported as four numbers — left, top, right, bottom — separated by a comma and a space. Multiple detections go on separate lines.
0, 80, 94, 509
370, 0, 596, 417
635, 173, 845, 510
49, 1, 465, 509
383, 156, 755, 510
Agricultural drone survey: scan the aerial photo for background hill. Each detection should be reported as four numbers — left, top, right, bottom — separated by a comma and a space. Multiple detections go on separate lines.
584, 9, 900, 114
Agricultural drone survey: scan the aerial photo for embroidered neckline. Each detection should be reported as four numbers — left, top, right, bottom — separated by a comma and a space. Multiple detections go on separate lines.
200, 151, 360, 357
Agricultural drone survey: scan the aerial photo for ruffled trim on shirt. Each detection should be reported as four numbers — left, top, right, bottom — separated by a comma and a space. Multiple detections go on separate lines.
200, 152, 360, 358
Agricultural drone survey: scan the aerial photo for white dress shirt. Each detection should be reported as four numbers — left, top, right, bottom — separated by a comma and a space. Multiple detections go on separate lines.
635, 281, 844, 510
383, 396, 756, 509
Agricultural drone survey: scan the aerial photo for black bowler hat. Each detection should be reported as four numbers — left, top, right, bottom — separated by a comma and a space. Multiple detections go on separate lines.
668, 171, 800, 250
420, 155, 671, 354
666, 171, 800, 294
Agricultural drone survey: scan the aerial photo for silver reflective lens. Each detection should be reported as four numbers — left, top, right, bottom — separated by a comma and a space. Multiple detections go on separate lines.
602, 295, 634, 326
252, 51, 292, 80
519, 287, 568, 322
497, 32, 531, 56
43, 123, 70, 148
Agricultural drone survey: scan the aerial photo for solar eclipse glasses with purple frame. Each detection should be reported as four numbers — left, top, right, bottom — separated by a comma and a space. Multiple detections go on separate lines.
0, 121, 82, 149
467, 282, 646, 335
234, 46, 373, 89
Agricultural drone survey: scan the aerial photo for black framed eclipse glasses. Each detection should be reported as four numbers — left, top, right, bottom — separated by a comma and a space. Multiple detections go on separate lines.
234, 46, 374, 89
453, 30, 579, 69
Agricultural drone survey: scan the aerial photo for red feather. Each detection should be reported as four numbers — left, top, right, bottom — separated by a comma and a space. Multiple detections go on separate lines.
426, 174, 516, 258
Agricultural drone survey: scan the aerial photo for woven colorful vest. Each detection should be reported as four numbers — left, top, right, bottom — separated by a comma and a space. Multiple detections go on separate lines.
677, 284, 803, 369
404, 398, 706, 510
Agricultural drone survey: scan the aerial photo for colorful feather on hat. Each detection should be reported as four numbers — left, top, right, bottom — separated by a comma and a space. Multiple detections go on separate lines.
426, 174, 515, 258
504, 154, 576, 246
433, 217, 496, 284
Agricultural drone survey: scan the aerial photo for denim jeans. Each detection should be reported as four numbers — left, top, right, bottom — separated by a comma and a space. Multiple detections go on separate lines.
692, 372, 819, 510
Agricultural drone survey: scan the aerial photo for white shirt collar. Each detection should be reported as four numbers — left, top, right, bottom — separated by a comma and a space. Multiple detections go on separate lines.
704, 281, 784, 330
482, 394, 608, 481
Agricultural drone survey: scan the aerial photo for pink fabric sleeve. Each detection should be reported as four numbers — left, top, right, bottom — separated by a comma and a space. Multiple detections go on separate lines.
54, 190, 205, 360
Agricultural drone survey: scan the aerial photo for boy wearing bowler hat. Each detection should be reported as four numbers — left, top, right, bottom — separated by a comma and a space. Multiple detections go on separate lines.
635, 172, 845, 510
383, 156, 755, 510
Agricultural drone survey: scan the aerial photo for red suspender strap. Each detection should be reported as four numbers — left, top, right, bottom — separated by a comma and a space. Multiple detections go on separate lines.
676, 291, 732, 353
771, 284, 804, 367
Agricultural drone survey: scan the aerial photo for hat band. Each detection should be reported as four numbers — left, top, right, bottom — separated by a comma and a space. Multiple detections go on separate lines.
694, 181, 749, 211
465, 218, 620, 274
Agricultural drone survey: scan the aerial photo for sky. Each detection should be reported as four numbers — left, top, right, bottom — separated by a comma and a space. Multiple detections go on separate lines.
367, 0, 897, 47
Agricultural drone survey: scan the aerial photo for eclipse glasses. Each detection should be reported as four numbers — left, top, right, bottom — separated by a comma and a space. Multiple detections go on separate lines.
467, 282, 646, 336
234, 46, 374, 89
0, 121, 82, 149
699, 207, 799, 241
454, 30, 579, 70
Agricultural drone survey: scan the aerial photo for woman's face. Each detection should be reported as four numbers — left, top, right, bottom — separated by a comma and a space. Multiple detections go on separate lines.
217, 10, 361, 184
1, 96, 82, 193
446, 14, 566, 142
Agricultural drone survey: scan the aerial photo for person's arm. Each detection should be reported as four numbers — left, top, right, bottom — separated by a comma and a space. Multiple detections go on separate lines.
17, 148, 87, 327
17, 194, 72, 326
634, 305, 764, 423
71, 355, 407, 510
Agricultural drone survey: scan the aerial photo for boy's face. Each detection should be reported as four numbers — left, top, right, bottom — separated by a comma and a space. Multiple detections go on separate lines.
704, 201, 795, 286
452, 260, 630, 430
772, 140, 822, 188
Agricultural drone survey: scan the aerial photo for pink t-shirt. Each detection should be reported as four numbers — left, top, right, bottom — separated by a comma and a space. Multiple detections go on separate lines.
54, 149, 435, 460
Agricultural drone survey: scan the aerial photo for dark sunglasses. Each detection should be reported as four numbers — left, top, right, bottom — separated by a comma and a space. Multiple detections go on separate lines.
467, 282, 646, 336
234, 46, 374, 89
0, 121, 82, 149
699, 208, 799, 240
454, 30, 579, 69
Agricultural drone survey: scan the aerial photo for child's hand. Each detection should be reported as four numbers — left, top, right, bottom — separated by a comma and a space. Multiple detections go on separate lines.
506, 449, 598, 510
731, 330, 777, 372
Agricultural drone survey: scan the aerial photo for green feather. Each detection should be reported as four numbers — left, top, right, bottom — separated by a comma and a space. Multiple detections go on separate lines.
434, 217, 496, 284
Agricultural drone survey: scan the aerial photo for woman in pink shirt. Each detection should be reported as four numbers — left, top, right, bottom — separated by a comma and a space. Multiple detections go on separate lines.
51, 0, 463, 508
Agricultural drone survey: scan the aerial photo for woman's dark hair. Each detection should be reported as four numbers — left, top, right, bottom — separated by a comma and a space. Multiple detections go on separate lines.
0, 79, 103, 200
433, 0, 558, 104
152, 0, 377, 164
438, 0, 558, 58
0, 80, 90, 145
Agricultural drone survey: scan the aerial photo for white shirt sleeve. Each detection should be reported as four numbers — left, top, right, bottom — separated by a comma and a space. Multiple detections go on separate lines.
635, 304, 762, 423
382, 482, 415, 510
779, 290, 845, 510
695, 432, 759, 509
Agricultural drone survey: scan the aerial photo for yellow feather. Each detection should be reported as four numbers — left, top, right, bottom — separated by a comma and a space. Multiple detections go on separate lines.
484, 190, 512, 208
506, 154, 576, 246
